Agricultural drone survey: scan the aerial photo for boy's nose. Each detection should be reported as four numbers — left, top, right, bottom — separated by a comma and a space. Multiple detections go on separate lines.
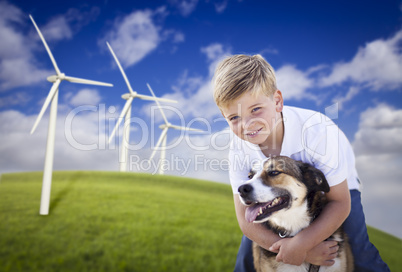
241, 117, 254, 129
242, 117, 255, 130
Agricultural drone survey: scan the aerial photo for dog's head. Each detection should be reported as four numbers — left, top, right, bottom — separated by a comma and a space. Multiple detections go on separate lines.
238, 156, 329, 223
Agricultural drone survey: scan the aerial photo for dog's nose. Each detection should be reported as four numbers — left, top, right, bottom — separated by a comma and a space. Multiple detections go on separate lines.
238, 184, 253, 197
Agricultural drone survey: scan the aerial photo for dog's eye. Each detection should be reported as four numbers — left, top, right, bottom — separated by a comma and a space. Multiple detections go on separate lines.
247, 172, 255, 179
268, 171, 280, 176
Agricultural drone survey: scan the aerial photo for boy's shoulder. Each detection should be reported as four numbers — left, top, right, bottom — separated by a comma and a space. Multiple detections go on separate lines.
283, 105, 333, 128
281, 105, 339, 155
283, 105, 321, 119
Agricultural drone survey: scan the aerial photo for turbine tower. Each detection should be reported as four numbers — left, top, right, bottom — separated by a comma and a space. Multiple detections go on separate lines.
29, 15, 113, 215
147, 83, 203, 175
106, 42, 177, 172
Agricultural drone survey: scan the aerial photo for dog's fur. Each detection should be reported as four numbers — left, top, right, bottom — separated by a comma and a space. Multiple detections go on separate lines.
238, 156, 353, 272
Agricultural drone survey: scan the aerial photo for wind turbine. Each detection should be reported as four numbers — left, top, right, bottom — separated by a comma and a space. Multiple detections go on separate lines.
29, 15, 113, 215
147, 83, 204, 175
106, 42, 177, 172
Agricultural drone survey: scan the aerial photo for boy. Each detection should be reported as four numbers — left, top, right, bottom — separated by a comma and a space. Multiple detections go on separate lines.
213, 54, 389, 271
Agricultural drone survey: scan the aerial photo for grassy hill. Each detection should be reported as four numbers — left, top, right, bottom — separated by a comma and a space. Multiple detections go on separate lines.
0, 171, 400, 271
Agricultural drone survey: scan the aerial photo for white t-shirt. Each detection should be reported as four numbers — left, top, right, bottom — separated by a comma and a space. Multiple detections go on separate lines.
229, 106, 361, 194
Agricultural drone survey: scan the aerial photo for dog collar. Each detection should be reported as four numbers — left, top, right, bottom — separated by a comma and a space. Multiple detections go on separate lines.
278, 232, 288, 238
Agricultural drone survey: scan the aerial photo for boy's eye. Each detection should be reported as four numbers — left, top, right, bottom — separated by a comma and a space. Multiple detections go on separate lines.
252, 107, 261, 113
229, 116, 239, 122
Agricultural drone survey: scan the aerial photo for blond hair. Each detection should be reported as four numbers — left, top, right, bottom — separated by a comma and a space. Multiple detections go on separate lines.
213, 54, 277, 108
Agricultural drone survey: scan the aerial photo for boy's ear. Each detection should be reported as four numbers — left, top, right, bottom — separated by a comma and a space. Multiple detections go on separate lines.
274, 90, 283, 112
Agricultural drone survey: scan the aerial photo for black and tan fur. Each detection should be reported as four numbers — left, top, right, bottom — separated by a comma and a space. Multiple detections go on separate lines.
238, 156, 353, 272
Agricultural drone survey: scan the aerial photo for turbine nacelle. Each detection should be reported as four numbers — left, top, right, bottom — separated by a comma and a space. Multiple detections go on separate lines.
159, 123, 172, 129
47, 74, 65, 82
106, 42, 178, 148
121, 93, 133, 100
147, 83, 205, 174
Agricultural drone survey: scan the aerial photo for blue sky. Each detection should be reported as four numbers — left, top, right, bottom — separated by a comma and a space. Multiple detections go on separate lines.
1, 0, 401, 238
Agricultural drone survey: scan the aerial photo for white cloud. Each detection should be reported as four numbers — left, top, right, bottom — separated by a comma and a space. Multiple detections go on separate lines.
160, 19, 185, 54
134, 130, 232, 183
0, 91, 31, 108
201, 43, 226, 62
353, 103, 402, 155
102, 8, 183, 68
161, 28, 185, 48
213, 0, 229, 13
265, 28, 402, 106
332, 86, 360, 109
109, 10, 160, 66
68, 89, 102, 107
356, 153, 402, 238
172, 31, 185, 43
0, 104, 119, 173
260, 47, 279, 55
160, 43, 230, 121
201, 43, 232, 79
0, 2, 25, 58
40, 16, 73, 42
37, 6, 100, 42
64, 6, 100, 32
274, 29, 402, 105
103, 10, 159, 67
169, 0, 199, 16
275, 65, 314, 101
0, 58, 51, 91
176, 70, 204, 92
352, 104, 402, 237
143, 43, 230, 124
358, 104, 402, 128
0, 3, 100, 92
0, 3, 51, 91
320, 30, 402, 91
168, 0, 229, 16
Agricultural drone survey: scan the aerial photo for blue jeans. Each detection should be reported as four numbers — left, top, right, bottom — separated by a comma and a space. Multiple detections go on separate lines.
234, 190, 390, 272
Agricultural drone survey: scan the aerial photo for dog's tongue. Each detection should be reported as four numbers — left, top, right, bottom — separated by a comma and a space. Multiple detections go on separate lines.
245, 204, 266, 223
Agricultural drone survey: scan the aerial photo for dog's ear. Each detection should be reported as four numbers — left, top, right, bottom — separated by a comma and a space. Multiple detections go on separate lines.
297, 162, 330, 193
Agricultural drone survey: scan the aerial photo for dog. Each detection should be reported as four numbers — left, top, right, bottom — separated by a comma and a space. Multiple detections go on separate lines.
238, 156, 353, 272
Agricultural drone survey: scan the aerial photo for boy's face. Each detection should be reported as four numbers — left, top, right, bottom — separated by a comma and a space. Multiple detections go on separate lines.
221, 90, 283, 147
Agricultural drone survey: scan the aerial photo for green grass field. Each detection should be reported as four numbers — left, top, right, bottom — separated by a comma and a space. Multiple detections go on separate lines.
0, 171, 400, 271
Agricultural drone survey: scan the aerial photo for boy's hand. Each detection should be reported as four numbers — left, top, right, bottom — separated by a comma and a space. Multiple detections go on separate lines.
305, 240, 339, 266
270, 239, 339, 266
269, 238, 307, 266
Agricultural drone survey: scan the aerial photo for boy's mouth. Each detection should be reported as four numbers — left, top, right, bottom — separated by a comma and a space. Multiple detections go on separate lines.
246, 127, 263, 137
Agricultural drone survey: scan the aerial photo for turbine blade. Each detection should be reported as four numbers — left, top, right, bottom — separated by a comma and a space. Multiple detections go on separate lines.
30, 79, 61, 134
150, 128, 168, 160
185, 127, 204, 132
108, 98, 133, 143
136, 93, 178, 103
106, 42, 135, 94
64, 75, 113, 87
29, 15, 61, 75
169, 124, 204, 132
146, 83, 169, 125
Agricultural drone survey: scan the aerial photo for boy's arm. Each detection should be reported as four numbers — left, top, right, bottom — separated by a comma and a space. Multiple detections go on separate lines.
271, 179, 351, 265
234, 194, 341, 266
